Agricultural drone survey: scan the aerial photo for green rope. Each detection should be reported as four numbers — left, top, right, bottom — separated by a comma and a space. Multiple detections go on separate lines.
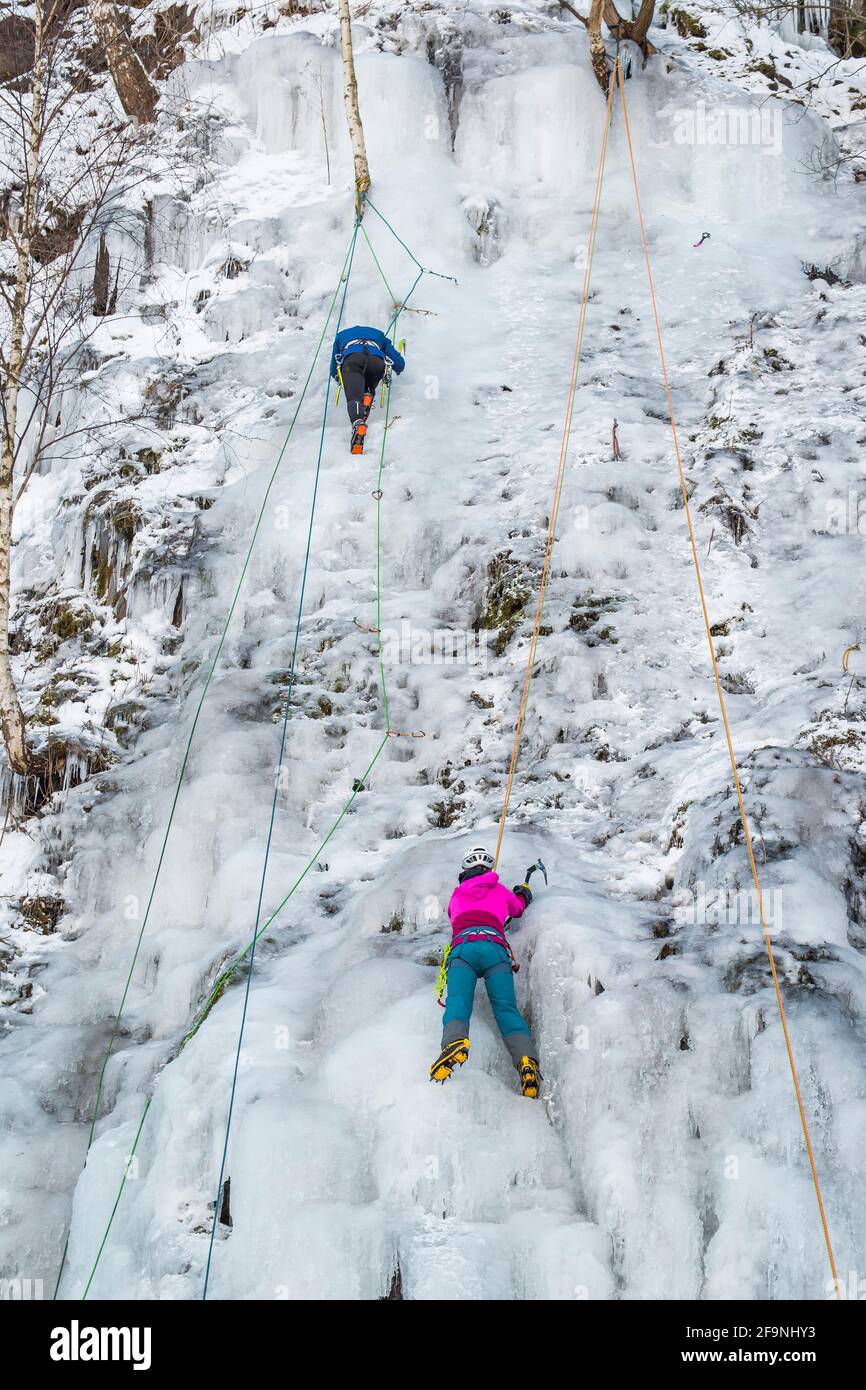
360, 221, 396, 304
73, 218, 443, 1300
181, 734, 390, 1048
81, 1100, 152, 1300
52, 218, 361, 1301
364, 196, 459, 284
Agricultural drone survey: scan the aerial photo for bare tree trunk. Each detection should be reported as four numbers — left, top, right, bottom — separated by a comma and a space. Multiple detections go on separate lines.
588, 0, 610, 91
0, 483, 27, 774
602, 0, 657, 51
631, 0, 657, 46
87, 0, 157, 124
93, 233, 110, 314
336, 0, 371, 203
561, 0, 656, 78
0, 2, 47, 773
830, 0, 866, 55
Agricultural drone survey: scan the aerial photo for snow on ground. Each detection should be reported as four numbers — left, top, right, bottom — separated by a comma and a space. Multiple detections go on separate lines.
2, 1, 865, 1300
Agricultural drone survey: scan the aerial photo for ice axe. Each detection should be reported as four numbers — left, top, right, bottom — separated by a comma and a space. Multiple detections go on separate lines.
381, 337, 406, 404
523, 858, 548, 888
504, 858, 548, 949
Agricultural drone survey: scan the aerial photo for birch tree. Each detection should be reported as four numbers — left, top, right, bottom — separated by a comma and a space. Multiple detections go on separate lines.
337, 0, 371, 202
0, 4, 48, 772
587, 0, 611, 89
0, 0, 142, 775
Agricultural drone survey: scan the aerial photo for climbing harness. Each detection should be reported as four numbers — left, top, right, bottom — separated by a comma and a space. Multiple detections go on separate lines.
338, 336, 405, 453
62, 199, 455, 1302
57, 55, 842, 1299
199, 216, 444, 1298
435, 855, 546, 1004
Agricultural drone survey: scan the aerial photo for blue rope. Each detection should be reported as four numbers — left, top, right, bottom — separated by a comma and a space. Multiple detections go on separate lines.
60, 203, 450, 1303
385, 267, 423, 338
198, 199, 450, 1299
201, 216, 361, 1299
52, 214, 363, 1305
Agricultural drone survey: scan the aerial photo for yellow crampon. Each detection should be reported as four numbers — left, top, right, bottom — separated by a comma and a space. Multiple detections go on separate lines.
435, 943, 452, 1006
430, 1036, 470, 1084
518, 1056, 542, 1099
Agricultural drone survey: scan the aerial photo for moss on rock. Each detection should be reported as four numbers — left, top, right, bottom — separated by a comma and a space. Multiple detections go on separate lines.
476, 550, 531, 655
669, 8, 708, 38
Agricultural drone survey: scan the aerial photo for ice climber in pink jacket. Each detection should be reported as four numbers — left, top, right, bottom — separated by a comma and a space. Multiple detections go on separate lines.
430, 846, 541, 1097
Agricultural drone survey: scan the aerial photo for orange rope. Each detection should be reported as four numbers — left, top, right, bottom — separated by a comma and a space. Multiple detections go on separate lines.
493, 67, 617, 868
614, 59, 840, 1296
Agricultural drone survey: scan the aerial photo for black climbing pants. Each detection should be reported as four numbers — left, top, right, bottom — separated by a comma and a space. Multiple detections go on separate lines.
339, 350, 386, 425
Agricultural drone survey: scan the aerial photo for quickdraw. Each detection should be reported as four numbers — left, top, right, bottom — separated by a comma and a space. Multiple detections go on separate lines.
842, 643, 861, 673
435, 944, 452, 1006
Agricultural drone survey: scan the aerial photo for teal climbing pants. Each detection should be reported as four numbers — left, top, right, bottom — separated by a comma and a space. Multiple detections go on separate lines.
441, 939, 534, 1069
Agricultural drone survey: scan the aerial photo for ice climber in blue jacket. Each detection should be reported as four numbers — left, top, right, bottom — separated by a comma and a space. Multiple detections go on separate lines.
330, 325, 405, 455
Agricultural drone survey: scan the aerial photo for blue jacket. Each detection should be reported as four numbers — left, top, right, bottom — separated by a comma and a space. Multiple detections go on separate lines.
330, 325, 405, 381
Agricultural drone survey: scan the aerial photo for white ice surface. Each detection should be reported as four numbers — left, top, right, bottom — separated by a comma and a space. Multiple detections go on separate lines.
2, 2, 865, 1301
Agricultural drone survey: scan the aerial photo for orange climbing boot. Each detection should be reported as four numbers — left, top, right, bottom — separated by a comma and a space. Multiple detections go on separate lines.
430, 1037, 470, 1084
362, 391, 374, 415
518, 1056, 542, 1099
351, 421, 367, 455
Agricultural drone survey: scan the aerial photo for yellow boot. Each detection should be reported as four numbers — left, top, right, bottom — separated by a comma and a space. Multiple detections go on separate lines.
518, 1056, 542, 1099
430, 1037, 470, 1084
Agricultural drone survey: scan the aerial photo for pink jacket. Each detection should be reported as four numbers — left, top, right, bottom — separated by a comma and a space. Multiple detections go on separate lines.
447, 871, 526, 950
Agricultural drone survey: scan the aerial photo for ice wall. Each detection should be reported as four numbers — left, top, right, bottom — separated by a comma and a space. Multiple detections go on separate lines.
2, 1, 865, 1302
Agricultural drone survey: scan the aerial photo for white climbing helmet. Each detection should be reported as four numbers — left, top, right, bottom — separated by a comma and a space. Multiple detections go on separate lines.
461, 846, 495, 873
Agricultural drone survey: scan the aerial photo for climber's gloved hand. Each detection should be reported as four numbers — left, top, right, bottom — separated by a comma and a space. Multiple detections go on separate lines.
513, 883, 533, 908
